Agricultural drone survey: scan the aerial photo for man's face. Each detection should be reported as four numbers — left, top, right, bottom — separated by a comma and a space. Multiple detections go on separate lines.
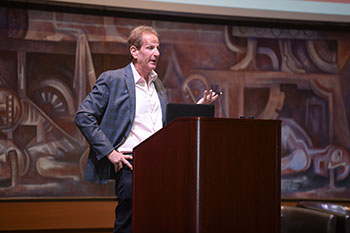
131, 33, 160, 75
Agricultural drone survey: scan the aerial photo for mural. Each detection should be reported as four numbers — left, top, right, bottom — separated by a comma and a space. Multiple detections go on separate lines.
0, 7, 349, 199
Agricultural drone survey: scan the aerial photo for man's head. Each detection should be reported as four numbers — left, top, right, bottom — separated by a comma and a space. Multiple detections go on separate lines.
128, 26, 159, 51
128, 26, 160, 78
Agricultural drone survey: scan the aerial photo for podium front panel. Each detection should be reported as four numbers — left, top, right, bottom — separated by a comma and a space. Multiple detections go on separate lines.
132, 119, 198, 232
132, 118, 281, 233
197, 119, 280, 233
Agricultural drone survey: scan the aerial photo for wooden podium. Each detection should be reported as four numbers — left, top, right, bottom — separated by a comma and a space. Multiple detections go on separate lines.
132, 118, 281, 233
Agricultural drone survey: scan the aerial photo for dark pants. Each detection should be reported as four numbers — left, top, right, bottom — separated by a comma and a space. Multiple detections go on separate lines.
113, 162, 133, 233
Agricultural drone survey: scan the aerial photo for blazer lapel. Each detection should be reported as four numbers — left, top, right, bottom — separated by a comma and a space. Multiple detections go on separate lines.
124, 64, 136, 124
154, 78, 168, 125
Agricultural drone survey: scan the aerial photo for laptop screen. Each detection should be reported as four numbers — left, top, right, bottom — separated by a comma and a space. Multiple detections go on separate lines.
165, 103, 215, 125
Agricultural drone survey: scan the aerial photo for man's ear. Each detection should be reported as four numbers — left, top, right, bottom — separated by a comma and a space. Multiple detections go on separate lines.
130, 45, 138, 59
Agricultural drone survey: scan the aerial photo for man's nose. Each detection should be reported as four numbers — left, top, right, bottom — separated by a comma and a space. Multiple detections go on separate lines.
154, 48, 160, 56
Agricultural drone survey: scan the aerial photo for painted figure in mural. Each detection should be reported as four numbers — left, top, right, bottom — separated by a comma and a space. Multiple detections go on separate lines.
281, 118, 350, 192
74, 25, 219, 233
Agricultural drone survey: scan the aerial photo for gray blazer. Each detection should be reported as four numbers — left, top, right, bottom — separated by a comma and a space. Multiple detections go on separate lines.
74, 63, 168, 184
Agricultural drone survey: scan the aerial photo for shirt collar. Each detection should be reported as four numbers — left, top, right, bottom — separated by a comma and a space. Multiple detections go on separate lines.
130, 62, 158, 85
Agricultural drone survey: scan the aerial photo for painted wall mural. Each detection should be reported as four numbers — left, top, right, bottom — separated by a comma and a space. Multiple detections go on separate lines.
0, 7, 349, 199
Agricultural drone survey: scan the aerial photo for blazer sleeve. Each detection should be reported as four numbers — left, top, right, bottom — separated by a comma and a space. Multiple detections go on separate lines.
74, 72, 115, 160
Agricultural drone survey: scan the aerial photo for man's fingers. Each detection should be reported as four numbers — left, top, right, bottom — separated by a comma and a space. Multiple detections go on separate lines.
122, 155, 133, 170
122, 159, 133, 170
121, 155, 133, 170
124, 155, 133, 160
114, 163, 119, 172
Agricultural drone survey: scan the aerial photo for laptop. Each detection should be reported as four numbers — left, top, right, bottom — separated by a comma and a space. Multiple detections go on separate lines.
165, 103, 215, 125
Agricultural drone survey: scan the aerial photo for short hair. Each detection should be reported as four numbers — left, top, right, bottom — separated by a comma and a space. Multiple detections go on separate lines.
128, 25, 159, 51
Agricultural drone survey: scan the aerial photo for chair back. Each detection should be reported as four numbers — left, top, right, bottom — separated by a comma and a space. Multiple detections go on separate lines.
281, 205, 336, 233
297, 201, 350, 233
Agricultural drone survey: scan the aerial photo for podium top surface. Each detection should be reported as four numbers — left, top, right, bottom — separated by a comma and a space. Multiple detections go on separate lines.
164, 116, 281, 126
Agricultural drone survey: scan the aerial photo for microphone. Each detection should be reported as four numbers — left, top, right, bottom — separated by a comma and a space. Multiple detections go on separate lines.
214, 90, 222, 96
215, 91, 227, 118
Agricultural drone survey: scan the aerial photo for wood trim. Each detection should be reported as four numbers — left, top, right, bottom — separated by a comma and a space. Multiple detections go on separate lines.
0, 200, 116, 231
0, 199, 348, 231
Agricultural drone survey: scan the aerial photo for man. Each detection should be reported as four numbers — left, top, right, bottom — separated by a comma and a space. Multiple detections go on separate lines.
74, 25, 219, 233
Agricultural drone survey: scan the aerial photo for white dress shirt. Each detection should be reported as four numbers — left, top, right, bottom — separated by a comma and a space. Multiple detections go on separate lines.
117, 63, 163, 153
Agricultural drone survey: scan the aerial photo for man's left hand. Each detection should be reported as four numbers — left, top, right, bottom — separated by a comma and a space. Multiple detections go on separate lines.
197, 89, 221, 104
